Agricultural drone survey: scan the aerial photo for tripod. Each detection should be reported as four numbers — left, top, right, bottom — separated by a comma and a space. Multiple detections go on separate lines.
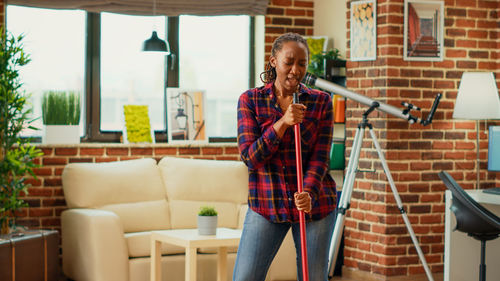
328, 102, 434, 281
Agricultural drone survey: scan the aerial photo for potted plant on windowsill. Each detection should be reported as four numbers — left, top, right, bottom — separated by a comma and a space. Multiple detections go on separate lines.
1, 29, 43, 234
41, 90, 81, 144
197, 206, 218, 235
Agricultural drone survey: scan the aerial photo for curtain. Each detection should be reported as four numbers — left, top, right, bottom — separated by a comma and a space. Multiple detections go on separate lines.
6, 0, 268, 16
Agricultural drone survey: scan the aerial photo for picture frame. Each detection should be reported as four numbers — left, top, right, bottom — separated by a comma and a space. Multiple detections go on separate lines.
404, 0, 444, 61
122, 105, 155, 144
305, 36, 328, 70
166, 88, 207, 143
350, 0, 377, 61
305, 36, 328, 56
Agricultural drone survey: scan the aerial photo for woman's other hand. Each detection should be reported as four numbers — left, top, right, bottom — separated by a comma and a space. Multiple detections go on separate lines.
294, 191, 312, 213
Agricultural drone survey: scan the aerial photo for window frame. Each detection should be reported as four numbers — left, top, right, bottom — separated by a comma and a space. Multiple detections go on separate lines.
85, 13, 255, 143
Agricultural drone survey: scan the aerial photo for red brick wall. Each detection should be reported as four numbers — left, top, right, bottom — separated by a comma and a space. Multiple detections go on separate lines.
0, 0, 4, 27
265, 0, 314, 57
344, 0, 500, 277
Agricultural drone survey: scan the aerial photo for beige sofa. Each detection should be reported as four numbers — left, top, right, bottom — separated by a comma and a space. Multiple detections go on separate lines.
61, 156, 296, 281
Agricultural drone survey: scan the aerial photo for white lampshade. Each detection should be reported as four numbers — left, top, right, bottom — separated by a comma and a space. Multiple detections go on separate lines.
453, 72, 500, 120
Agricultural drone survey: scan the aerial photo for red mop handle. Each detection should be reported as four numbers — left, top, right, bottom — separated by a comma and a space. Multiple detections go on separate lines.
293, 92, 309, 281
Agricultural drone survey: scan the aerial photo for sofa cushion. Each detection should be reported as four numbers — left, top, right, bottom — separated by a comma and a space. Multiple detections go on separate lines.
125, 231, 184, 258
100, 200, 171, 233
158, 157, 248, 204
62, 158, 166, 208
158, 157, 249, 229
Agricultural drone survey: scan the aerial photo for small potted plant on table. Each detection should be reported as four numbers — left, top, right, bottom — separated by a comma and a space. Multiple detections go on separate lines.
197, 206, 218, 235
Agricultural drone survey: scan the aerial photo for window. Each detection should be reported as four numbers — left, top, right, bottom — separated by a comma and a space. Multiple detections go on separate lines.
100, 13, 167, 132
6, 5, 86, 137
7, 5, 257, 142
178, 15, 250, 138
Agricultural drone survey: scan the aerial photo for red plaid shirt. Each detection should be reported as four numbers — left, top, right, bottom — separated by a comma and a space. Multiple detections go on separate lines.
237, 82, 337, 223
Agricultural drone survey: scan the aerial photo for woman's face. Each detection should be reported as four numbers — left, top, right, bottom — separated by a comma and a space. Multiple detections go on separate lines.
270, 41, 308, 95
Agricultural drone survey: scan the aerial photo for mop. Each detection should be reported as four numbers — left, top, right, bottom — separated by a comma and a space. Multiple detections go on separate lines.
293, 92, 309, 281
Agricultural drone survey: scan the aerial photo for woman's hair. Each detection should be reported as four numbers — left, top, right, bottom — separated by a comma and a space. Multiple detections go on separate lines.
260, 32, 310, 84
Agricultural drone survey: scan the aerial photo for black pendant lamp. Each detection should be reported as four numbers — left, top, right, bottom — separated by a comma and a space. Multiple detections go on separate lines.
143, 0, 170, 53
143, 31, 170, 53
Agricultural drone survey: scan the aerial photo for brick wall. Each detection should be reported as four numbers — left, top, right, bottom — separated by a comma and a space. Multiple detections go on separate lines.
0, 0, 4, 26
265, 0, 314, 57
343, 0, 500, 278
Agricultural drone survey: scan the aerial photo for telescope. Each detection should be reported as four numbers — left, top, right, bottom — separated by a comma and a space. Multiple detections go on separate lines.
302, 73, 441, 281
302, 73, 442, 125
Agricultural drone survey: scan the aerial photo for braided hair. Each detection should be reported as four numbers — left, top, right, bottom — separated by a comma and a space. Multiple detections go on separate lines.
260, 32, 310, 84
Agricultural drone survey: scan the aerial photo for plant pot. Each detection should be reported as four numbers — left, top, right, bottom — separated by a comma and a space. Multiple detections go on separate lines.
42, 125, 80, 144
197, 215, 217, 235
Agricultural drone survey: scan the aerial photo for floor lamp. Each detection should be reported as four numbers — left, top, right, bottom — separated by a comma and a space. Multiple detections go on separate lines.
452, 72, 500, 189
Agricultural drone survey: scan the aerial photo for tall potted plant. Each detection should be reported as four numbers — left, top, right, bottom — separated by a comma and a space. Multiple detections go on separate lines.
41, 90, 81, 144
0, 29, 43, 234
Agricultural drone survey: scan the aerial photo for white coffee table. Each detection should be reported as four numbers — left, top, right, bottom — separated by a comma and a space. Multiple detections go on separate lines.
150, 227, 242, 281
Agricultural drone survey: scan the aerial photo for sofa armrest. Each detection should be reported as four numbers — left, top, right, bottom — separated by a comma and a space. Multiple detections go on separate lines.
62, 209, 129, 281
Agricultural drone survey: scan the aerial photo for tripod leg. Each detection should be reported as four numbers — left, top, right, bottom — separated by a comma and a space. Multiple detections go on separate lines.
368, 128, 434, 281
328, 126, 365, 277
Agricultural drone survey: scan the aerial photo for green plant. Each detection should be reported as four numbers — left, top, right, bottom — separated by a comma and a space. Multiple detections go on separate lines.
198, 206, 217, 216
0, 28, 43, 233
42, 90, 81, 125
308, 48, 342, 78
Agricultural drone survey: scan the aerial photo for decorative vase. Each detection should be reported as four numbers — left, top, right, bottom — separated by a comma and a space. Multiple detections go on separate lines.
42, 125, 80, 144
197, 215, 217, 235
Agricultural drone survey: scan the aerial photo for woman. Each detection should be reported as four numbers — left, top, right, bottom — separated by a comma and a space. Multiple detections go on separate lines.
234, 33, 337, 281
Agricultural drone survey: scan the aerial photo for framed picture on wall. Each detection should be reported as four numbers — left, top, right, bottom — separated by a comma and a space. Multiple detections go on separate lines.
305, 36, 328, 61
350, 0, 377, 61
166, 88, 207, 143
404, 0, 444, 61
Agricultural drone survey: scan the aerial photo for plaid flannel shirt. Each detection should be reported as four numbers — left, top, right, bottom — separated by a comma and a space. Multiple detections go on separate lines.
237, 82, 337, 223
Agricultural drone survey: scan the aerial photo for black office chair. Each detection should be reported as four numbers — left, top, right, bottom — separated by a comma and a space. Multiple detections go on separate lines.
438, 171, 500, 281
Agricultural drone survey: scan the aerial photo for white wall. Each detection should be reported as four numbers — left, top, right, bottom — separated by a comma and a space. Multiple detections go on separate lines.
313, 0, 347, 58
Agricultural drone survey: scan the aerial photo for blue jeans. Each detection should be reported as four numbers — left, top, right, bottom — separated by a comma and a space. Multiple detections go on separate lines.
233, 208, 336, 281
